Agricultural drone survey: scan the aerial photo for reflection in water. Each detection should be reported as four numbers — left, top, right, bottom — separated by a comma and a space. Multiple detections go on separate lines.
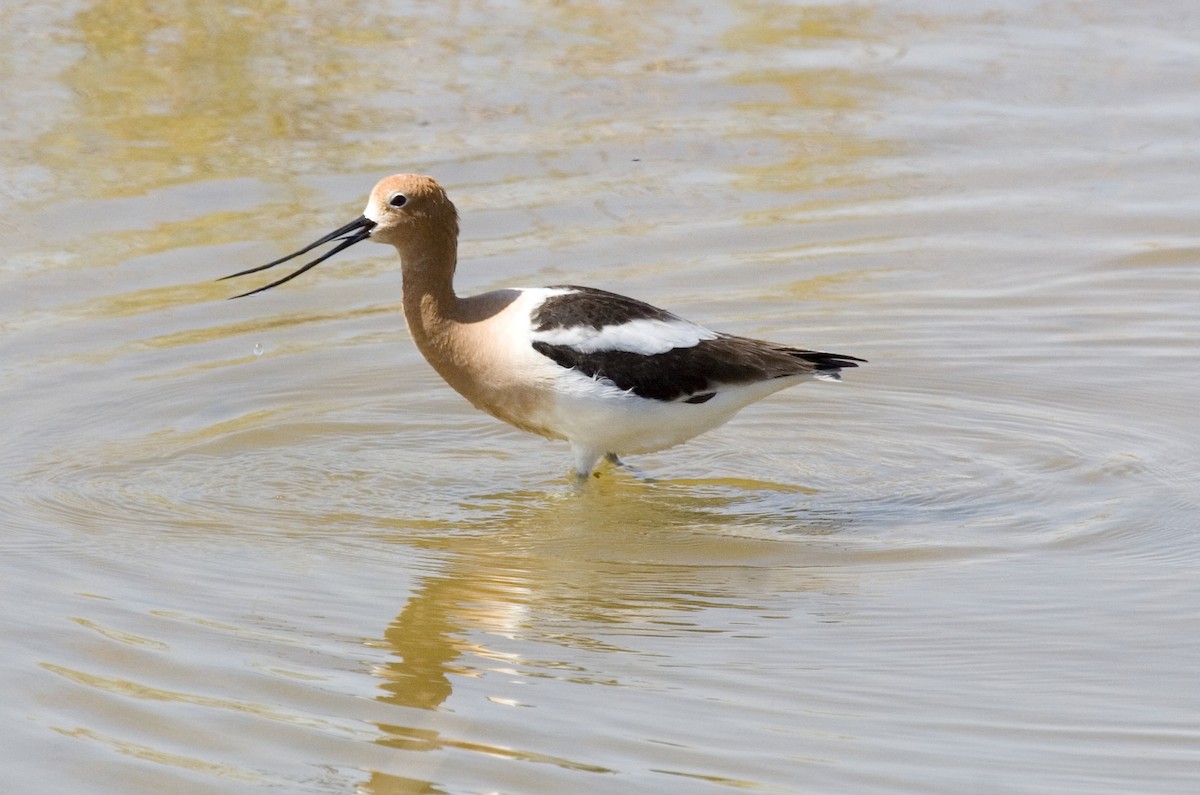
45, 0, 400, 197
363, 477, 853, 792
378, 579, 460, 717
725, 3, 900, 239
34, 0, 690, 204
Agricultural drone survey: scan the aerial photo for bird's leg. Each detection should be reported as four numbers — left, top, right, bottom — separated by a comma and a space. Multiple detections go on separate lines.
570, 444, 603, 482
603, 452, 654, 481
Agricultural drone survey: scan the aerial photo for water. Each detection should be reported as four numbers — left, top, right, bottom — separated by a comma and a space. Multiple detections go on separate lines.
2, 1, 1199, 793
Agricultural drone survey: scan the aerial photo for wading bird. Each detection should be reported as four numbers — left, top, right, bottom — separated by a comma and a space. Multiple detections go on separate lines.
223, 174, 864, 479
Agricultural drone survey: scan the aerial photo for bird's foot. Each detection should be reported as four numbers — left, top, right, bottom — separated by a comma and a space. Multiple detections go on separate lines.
602, 452, 655, 482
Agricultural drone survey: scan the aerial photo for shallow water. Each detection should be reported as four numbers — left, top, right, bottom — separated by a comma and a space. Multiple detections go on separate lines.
3, 1, 1200, 793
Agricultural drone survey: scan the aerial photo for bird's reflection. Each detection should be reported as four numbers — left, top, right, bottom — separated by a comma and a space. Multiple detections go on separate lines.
358, 475, 854, 794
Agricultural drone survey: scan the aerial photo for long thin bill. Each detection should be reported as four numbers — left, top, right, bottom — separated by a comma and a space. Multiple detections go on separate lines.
220, 215, 376, 298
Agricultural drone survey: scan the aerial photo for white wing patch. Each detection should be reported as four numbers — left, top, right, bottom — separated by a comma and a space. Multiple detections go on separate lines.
531, 317, 718, 355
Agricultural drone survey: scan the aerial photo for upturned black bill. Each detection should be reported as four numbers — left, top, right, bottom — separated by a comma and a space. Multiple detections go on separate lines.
220, 215, 377, 298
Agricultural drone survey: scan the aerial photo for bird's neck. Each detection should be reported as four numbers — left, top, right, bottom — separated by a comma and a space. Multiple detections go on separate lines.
395, 232, 473, 390
397, 229, 458, 325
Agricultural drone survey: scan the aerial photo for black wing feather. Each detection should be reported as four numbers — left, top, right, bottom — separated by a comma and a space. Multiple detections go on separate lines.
531, 293, 863, 403
532, 285, 683, 331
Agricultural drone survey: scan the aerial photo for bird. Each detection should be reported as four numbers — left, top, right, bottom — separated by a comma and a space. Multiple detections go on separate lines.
221, 174, 865, 480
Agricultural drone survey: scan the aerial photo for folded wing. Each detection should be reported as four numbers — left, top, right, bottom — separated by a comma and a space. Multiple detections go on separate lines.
528, 286, 864, 402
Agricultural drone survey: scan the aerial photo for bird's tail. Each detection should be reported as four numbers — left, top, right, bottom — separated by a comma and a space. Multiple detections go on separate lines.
785, 349, 867, 381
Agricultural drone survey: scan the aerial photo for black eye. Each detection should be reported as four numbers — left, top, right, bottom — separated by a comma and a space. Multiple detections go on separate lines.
388, 193, 408, 208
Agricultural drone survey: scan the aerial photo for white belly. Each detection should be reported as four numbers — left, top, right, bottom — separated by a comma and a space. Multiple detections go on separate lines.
539, 368, 808, 455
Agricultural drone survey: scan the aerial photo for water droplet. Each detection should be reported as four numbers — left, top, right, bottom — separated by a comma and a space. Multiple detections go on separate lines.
253, 342, 264, 356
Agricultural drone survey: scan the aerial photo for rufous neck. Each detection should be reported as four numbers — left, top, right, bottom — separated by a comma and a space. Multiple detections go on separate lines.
396, 231, 461, 348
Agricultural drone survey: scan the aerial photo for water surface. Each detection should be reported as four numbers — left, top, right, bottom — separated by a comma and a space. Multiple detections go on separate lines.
2, 1, 1199, 793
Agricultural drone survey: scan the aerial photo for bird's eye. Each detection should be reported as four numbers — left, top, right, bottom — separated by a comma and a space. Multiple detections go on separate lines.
388, 193, 408, 208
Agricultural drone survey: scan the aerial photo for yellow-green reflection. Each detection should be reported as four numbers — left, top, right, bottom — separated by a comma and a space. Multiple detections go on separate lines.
724, 3, 896, 200
43, 1, 407, 198
359, 475, 849, 794
34, 0, 678, 203
725, 1, 882, 47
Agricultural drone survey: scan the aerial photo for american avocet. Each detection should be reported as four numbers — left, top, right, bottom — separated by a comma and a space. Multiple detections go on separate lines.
222, 174, 865, 479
